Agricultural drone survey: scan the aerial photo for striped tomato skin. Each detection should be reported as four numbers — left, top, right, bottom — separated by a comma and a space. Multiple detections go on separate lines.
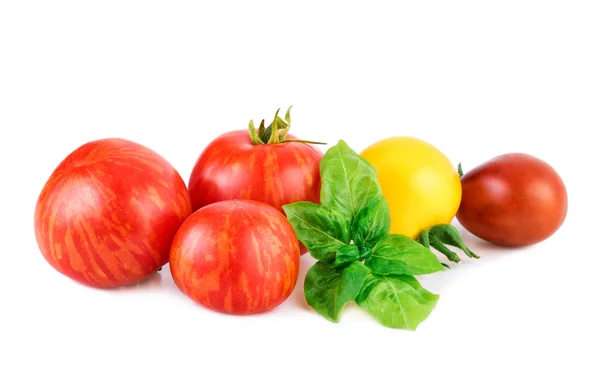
188, 130, 322, 255
169, 199, 300, 315
34, 138, 192, 288
188, 130, 322, 213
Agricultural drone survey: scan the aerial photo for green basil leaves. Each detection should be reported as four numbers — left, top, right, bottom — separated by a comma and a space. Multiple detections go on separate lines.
283, 202, 351, 263
365, 234, 444, 276
352, 195, 390, 248
356, 273, 440, 330
319, 139, 381, 224
284, 140, 479, 329
304, 261, 370, 323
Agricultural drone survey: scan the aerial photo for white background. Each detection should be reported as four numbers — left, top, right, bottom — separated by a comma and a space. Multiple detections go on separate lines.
1, 1, 598, 387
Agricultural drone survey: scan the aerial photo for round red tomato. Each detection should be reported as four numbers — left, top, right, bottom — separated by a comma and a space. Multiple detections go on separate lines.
457, 153, 568, 247
169, 199, 300, 315
188, 109, 323, 254
34, 138, 192, 288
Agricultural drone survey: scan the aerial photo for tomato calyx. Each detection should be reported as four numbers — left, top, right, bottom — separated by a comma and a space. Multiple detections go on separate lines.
247, 106, 326, 146
417, 224, 479, 265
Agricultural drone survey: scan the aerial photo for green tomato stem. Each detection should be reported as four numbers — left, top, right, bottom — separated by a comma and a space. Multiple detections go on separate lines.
247, 106, 326, 145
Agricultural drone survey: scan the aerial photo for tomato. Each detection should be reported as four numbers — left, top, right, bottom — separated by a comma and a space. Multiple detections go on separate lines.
188, 109, 323, 254
188, 131, 322, 214
34, 138, 192, 288
359, 136, 462, 239
169, 199, 300, 315
457, 153, 568, 247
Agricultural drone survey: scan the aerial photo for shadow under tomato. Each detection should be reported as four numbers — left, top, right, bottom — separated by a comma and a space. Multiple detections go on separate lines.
462, 233, 508, 253
458, 226, 538, 263
120, 270, 164, 291
69, 269, 165, 293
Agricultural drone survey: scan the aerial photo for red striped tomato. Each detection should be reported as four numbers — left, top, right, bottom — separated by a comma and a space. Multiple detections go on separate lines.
34, 138, 192, 288
187, 109, 323, 254
189, 131, 322, 214
169, 199, 300, 315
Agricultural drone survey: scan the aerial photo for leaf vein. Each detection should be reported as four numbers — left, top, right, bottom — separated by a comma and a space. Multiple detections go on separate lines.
294, 216, 346, 246
335, 145, 355, 220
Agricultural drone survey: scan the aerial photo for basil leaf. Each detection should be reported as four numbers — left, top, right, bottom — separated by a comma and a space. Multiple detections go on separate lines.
356, 273, 439, 330
283, 202, 352, 263
334, 244, 360, 268
304, 261, 371, 323
352, 195, 390, 248
429, 224, 480, 259
365, 234, 444, 275
320, 140, 381, 225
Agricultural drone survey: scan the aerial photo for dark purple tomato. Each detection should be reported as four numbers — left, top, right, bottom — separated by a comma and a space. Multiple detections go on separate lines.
457, 153, 568, 247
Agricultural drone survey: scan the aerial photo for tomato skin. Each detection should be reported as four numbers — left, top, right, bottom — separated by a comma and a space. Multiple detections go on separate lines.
34, 138, 192, 288
360, 136, 462, 239
188, 130, 322, 254
457, 153, 568, 247
169, 199, 300, 315
188, 131, 322, 213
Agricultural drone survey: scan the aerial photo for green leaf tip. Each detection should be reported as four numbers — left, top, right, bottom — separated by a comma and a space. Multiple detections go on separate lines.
365, 234, 444, 276
319, 139, 381, 226
356, 273, 439, 330
304, 261, 370, 323
284, 105, 293, 123
247, 119, 264, 144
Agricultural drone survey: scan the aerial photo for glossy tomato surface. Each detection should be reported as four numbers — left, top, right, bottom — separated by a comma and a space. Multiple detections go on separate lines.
360, 136, 462, 239
34, 138, 192, 288
169, 199, 300, 315
188, 130, 322, 213
189, 130, 322, 255
457, 153, 568, 247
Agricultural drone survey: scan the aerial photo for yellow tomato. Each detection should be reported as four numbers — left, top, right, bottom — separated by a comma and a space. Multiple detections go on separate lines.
360, 136, 461, 239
